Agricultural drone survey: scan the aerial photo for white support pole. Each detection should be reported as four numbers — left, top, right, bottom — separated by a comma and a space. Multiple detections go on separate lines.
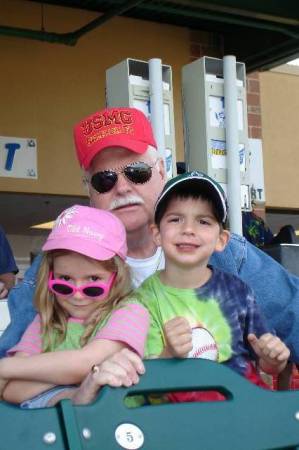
149, 58, 166, 167
223, 55, 243, 235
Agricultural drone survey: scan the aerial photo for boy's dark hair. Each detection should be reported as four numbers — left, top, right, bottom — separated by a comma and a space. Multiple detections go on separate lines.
155, 181, 225, 227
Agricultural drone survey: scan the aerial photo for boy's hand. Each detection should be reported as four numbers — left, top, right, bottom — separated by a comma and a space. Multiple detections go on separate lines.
163, 317, 193, 358
248, 333, 290, 374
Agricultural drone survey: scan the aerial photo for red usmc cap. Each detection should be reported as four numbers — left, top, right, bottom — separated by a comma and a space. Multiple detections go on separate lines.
74, 107, 157, 170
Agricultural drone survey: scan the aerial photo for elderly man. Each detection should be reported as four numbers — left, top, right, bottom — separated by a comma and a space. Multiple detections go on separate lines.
1, 106, 299, 371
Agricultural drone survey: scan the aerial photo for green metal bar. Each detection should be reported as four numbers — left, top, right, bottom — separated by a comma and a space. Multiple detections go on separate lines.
168, 0, 299, 27
245, 38, 299, 72
0, 0, 145, 46
68, 0, 145, 40
138, 2, 299, 39
0, 25, 76, 45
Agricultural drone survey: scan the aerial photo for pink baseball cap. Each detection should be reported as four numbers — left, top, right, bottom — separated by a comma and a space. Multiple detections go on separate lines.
42, 205, 127, 261
74, 107, 157, 170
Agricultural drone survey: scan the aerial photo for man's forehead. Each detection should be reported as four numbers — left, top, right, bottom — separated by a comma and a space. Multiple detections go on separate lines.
89, 146, 153, 171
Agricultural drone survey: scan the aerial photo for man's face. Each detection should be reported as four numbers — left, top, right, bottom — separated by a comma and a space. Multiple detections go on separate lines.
87, 147, 166, 234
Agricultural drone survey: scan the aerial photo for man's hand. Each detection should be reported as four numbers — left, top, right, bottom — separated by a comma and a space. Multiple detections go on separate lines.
163, 317, 192, 358
71, 349, 145, 405
0, 273, 15, 299
0, 281, 8, 300
248, 333, 290, 374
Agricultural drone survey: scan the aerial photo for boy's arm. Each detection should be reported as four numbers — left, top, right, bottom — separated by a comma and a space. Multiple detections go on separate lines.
242, 280, 288, 374
248, 333, 290, 374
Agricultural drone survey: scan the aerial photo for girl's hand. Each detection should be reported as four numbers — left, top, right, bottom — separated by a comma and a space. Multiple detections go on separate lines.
72, 348, 145, 405
0, 377, 8, 400
248, 333, 290, 374
163, 317, 192, 358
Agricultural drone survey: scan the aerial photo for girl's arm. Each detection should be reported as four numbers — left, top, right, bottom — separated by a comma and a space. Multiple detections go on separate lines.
0, 339, 126, 385
72, 348, 145, 405
3, 380, 56, 404
2, 351, 55, 403
0, 302, 149, 386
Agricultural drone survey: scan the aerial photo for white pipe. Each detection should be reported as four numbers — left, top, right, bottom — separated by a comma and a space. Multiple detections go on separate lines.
149, 58, 166, 167
223, 55, 243, 235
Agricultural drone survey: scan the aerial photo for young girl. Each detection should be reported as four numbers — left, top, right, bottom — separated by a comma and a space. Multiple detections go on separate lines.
0, 205, 149, 408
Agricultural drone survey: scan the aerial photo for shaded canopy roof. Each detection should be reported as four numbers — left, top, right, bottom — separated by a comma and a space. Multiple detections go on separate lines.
2, 0, 299, 72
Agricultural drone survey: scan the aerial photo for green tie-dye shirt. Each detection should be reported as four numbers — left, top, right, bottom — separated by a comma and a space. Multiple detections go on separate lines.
134, 267, 269, 377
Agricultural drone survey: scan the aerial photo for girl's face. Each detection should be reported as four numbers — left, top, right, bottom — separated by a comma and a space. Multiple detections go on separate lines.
52, 252, 113, 320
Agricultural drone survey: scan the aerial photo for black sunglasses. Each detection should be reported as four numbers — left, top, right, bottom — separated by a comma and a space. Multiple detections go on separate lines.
90, 161, 156, 194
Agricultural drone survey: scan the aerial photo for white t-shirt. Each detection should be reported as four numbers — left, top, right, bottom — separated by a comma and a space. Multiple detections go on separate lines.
126, 247, 165, 288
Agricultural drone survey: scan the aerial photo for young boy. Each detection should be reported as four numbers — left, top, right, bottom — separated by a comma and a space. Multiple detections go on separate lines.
135, 171, 289, 398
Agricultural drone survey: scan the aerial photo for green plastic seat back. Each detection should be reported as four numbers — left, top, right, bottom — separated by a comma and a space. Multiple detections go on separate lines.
73, 359, 299, 450
1, 359, 299, 449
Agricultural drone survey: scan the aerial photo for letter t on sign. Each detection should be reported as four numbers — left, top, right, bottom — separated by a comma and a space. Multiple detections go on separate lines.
4, 143, 21, 171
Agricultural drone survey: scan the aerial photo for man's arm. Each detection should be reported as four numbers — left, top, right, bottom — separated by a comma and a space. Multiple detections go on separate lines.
0, 254, 41, 358
0, 227, 18, 299
210, 233, 299, 363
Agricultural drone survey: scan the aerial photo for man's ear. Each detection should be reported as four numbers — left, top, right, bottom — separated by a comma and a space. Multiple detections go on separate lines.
82, 172, 91, 196
150, 223, 161, 247
157, 157, 167, 182
214, 229, 230, 253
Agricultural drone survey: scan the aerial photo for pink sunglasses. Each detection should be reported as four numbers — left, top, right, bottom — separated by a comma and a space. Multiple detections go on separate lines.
48, 271, 116, 301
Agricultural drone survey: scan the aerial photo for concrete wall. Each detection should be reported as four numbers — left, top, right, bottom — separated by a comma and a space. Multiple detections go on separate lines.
1, 1, 299, 217
0, 0, 190, 196
260, 70, 299, 209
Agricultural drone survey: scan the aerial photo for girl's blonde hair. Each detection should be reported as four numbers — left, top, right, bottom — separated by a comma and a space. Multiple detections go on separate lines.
35, 250, 132, 351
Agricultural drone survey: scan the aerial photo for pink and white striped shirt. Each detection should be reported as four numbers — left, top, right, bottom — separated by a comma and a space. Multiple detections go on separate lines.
8, 302, 149, 357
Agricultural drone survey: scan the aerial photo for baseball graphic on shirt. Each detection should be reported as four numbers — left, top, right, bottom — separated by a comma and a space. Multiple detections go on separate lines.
188, 327, 218, 360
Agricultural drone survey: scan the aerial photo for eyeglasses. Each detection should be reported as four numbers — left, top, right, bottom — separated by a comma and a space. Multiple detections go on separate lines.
90, 161, 157, 194
48, 272, 116, 300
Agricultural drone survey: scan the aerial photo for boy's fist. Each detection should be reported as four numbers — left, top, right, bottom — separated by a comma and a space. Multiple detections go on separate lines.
248, 333, 290, 374
164, 317, 193, 358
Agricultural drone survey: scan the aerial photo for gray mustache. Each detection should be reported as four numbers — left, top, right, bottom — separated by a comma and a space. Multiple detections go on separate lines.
109, 196, 144, 210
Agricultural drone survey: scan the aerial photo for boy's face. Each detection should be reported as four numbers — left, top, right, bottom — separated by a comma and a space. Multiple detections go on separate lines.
152, 196, 229, 269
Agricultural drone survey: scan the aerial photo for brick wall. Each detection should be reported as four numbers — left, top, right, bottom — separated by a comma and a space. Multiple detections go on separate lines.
247, 71, 262, 139
189, 29, 224, 61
